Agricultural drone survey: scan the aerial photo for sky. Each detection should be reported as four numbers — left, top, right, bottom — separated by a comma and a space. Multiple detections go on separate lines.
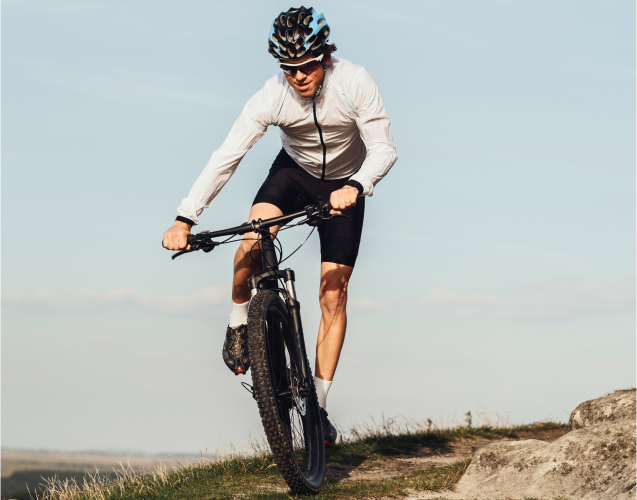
2, 0, 635, 455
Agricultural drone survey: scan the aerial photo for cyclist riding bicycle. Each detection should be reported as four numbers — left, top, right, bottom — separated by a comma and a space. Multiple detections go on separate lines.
162, 6, 397, 446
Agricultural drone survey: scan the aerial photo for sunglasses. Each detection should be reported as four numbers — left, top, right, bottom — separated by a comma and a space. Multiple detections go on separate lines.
280, 54, 324, 76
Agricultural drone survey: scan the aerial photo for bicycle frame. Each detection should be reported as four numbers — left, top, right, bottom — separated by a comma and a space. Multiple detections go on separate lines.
247, 227, 312, 387
174, 200, 335, 389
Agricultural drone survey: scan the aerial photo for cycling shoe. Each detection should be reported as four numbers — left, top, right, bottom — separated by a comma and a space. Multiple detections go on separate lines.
222, 325, 249, 375
319, 408, 338, 446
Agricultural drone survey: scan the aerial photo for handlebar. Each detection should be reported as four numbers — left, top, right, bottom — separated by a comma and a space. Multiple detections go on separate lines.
174, 200, 333, 260
185, 200, 332, 245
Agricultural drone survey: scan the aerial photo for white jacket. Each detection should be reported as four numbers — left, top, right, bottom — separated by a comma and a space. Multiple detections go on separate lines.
177, 57, 397, 224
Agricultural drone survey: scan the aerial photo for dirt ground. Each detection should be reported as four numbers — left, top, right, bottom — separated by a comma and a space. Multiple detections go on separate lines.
324, 427, 569, 498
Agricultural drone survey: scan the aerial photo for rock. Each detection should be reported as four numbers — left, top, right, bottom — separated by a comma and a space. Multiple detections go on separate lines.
456, 393, 637, 500
569, 389, 636, 430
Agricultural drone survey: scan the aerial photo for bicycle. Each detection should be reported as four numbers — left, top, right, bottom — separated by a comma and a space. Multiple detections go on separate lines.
171, 199, 337, 494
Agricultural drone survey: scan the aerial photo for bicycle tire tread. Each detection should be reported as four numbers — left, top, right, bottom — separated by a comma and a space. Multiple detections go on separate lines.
247, 290, 323, 494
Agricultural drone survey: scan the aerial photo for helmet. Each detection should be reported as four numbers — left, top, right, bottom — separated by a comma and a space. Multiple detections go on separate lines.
268, 6, 330, 60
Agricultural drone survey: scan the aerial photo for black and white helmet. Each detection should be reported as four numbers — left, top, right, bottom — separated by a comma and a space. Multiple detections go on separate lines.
268, 6, 330, 60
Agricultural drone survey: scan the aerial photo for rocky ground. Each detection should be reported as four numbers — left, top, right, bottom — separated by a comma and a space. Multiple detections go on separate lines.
324, 391, 636, 499
324, 427, 568, 499
326, 427, 567, 484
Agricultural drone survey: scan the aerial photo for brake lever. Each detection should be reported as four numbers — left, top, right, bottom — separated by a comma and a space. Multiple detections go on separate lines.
323, 212, 348, 220
171, 248, 195, 260
171, 238, 218, 260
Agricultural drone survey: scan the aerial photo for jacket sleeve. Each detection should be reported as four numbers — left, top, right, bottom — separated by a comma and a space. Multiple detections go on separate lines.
347, 69, 398, 197
176, 85, 275, 225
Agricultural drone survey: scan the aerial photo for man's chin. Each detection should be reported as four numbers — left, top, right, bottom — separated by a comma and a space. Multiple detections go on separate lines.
293, 85, 316, 97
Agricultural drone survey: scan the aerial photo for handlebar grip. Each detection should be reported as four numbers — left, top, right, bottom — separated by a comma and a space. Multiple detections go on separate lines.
323, 200, 332, 211
187, 234, 194, 245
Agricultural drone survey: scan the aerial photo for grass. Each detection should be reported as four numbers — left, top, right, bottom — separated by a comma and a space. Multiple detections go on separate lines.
18, 417, 568, 500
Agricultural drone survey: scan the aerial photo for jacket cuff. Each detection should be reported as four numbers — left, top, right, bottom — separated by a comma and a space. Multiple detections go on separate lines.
175, 216, 195, 227
345, 180, 364, 196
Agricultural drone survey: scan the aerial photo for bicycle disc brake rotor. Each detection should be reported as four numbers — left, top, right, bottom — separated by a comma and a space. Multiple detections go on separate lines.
289, 368, 306, 416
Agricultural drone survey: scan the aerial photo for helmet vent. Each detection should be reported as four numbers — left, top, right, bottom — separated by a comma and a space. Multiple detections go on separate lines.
268, 7, 330, 60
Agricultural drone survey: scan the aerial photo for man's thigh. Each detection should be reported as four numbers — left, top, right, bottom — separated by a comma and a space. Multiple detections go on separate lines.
318, 196, 365, 268
239, 203, 283, 253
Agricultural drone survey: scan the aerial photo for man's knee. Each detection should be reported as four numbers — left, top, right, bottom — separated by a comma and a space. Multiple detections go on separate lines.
319, 270, 350, 314
320, 287, 348, 313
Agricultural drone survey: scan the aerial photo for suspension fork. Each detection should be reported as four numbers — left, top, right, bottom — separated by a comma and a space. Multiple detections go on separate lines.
283, 275, 311, 385
247, 263, 311, 386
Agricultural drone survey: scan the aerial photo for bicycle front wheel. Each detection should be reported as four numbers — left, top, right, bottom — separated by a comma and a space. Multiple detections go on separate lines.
248, 290, 325, 494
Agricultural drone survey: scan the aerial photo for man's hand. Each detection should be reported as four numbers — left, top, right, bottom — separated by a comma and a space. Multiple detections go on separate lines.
329, 185, 359, 214
162, 220, 192, 250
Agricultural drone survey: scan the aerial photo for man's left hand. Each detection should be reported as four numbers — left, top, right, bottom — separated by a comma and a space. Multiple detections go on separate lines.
329, 185, 360, 214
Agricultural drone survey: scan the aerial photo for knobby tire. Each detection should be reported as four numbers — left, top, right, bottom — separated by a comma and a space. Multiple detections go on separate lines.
247, 290, 325, 494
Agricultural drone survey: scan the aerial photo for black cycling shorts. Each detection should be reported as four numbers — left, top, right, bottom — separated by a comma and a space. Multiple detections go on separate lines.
253, 149, 365, 268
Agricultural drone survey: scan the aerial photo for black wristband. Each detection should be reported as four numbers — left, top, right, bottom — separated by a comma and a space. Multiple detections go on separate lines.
345, 180, 364, 196
176, 216, 195, 227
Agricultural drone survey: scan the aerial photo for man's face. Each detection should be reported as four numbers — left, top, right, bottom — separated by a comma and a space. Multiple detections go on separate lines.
282, 53, 331, 98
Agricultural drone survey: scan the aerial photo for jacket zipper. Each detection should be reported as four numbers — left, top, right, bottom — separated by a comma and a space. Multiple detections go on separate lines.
312, 97, 327, 181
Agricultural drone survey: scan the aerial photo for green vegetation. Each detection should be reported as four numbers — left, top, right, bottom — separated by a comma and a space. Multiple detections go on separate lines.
11, 420, 568, 500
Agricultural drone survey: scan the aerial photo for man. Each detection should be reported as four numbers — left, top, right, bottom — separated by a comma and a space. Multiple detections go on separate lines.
162, 6, 397, 445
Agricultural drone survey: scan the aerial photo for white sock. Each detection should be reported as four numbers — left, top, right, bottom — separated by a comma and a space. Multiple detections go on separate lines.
314, 377, 332, 410
228, 300, 249, 328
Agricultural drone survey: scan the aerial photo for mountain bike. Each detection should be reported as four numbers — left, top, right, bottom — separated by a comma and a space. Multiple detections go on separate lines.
171, 200, 336, 494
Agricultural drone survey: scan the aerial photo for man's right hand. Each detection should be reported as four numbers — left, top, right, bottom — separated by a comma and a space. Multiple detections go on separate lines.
162, 220, 192, 250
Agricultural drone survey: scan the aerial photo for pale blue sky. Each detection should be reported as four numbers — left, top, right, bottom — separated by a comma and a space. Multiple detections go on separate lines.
2, 0, 635, 454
